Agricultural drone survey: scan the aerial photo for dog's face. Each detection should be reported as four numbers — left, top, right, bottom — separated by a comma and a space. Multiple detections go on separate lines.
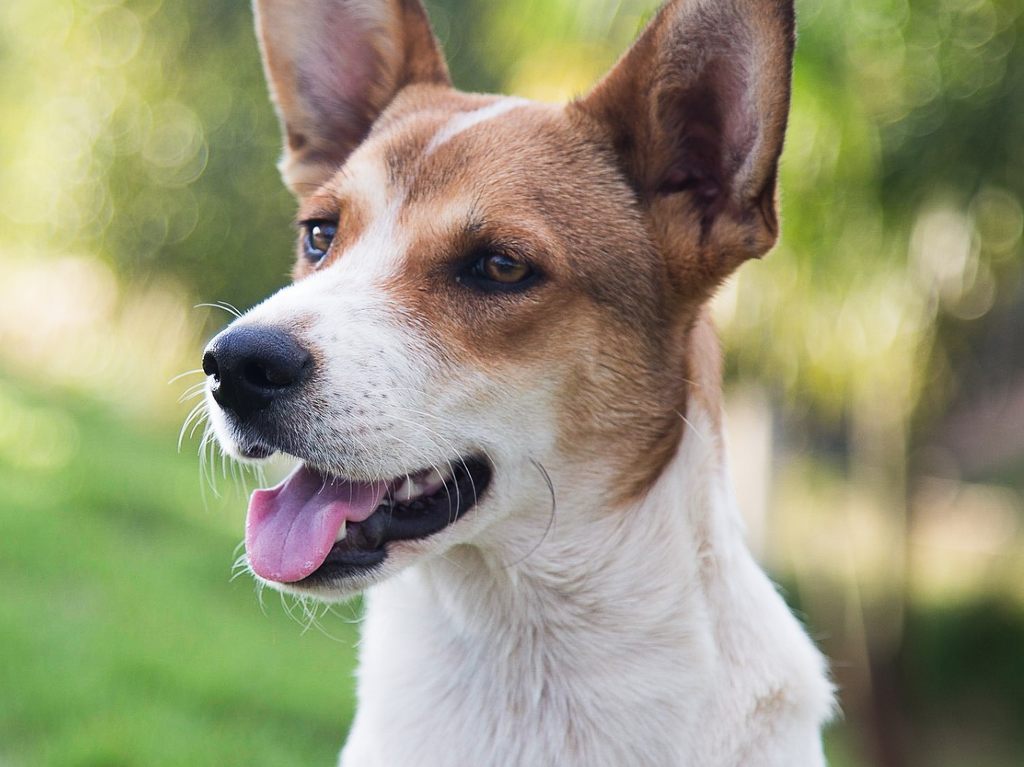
203, 0, 794, 599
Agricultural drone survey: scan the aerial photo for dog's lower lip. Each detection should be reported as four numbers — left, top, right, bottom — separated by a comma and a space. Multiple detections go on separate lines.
297, 456, 493, 585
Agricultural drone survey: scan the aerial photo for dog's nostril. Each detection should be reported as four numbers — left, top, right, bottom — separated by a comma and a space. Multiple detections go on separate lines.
264, 362, 301, 387
241, 360, 295, 390
202, 351, 220, 382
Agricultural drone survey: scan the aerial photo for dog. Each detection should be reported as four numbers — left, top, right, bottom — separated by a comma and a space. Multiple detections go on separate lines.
201, 0, 834, 763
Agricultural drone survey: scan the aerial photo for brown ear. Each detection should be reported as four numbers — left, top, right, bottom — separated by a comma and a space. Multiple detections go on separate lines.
579, 0, 795, 296
254, 0, 450, 195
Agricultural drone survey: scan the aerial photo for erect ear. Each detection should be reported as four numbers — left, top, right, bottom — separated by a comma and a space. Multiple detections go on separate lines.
254, 0, 450, 195
579, 0, 795, 296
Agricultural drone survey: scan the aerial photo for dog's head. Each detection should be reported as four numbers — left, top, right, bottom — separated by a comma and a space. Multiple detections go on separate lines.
203, 0, 795, 599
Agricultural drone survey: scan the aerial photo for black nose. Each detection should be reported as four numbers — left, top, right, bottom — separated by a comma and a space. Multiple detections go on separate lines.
202, 326, 312, 419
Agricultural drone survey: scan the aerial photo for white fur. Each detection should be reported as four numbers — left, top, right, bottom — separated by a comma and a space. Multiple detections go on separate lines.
425, 97, 530, 155
339, 406, 834, 766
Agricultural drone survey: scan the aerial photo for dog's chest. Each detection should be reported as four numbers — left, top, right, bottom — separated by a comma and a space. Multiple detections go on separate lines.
339, 570, 725, 767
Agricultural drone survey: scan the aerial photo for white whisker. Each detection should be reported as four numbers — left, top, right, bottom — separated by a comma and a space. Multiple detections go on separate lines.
168, 368, 205, 385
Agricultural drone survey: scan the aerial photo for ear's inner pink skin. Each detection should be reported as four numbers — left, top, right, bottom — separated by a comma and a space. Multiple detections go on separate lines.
246, 465, 388, 583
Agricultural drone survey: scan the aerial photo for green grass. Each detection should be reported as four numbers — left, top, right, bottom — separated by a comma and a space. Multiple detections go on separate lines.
0, 377, 360, 767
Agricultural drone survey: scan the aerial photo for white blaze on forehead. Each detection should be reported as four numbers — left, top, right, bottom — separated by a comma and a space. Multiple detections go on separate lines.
344, 150, 394, 220
342, 191, 409, 281
325, 148, 409, 281
425, 97, 530, 156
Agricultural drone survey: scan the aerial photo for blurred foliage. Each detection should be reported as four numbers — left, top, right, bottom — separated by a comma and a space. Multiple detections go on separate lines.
0, 0, 294, 307
901, 600, 1024, 766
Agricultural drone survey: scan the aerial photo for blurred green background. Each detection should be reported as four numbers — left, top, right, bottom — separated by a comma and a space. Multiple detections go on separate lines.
1, 0, 1022, 765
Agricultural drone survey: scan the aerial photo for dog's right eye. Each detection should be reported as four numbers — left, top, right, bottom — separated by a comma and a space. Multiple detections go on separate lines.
302, 220, 337, 264
457, 248, 539, 293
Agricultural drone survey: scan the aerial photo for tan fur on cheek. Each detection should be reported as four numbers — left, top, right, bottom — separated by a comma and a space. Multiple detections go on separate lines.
684, 308, 724, 430
546, 308, 724, 507
553, 318, 683, 506
387, 266, 591, 374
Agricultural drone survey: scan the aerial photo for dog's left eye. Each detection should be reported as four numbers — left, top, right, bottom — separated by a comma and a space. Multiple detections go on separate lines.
459, 251, 537, 292
302, 221, 337, 264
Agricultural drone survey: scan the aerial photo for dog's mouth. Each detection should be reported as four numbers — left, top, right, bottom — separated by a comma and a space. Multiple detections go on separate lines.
245, 457, 492, 584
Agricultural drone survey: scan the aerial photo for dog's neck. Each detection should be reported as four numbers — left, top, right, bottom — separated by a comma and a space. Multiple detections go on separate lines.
342, 382, 832, 767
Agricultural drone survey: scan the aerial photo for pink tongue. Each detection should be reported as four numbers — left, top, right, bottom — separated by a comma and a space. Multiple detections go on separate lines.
245, 464, 388, 583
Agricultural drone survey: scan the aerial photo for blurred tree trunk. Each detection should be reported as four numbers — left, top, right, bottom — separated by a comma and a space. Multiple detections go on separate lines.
850, 384, 911, 767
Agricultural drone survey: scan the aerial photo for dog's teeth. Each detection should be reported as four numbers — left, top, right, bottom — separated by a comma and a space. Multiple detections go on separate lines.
394, 478, 419, 502
334, 520, 347, 543
394, 468, 448, 502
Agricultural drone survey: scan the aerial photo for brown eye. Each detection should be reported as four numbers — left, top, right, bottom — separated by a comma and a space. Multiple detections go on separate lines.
303, 221, 337, 263
310, 225, 334, 252
478, 253, 532, 284
458, 248, 539, 293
